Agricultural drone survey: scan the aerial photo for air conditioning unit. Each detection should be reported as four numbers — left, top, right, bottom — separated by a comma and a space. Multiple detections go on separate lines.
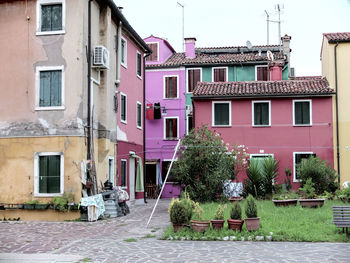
186, 105, 193, 115
93, 46, 109, 69
289, 67, 295, 79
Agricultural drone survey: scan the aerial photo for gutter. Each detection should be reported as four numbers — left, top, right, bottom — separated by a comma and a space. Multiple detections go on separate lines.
334, 42, 340, 184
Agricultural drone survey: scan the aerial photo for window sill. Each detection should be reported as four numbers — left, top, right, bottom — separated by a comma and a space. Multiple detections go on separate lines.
121, 120, 127, 125
36, 30, 65, 36
293, 124, 312, 127
164, 138, 179, 141
34, 193, 63, 197
35, 106, 65, 111
137, 126, 142, 130
137, 75, 142, 80
252, 125, 271, 127
212, 125, 231, 127
163, 97, 179, 100
121, 63, 128, 69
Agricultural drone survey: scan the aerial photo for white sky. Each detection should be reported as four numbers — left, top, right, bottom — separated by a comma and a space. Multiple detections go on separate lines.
116, 0, 349, 76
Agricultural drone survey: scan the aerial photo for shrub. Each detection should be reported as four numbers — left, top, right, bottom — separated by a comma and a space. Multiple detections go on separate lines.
168, 195, 193, 224
230, 202, 242, 220
192, 202, 204, 221
297, 156, 338, 194
284, 168, 292, 191
262, 157, 279, 195
298, 178, 316, 199
172, 126, 237, 202
335, 187, 350, 201
214, 204, 225, 220
169, 200, 188, 225
53, 191, 74, 212
245, 195, 258, 218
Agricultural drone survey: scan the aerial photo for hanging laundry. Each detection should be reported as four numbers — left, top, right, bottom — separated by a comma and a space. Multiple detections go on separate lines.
154, 103, 161, 119
146, 103, 154, 120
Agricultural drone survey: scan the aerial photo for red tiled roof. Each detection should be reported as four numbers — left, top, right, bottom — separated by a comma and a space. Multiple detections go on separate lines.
324, 32, 350, 43
294, 76, 322, 80
196, 44, 281, 52
192, 78, 334, 98
146, 49, 284, 68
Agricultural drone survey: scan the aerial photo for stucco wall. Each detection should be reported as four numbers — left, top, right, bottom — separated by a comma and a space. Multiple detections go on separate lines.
144, 36, 174, 64
193, 97, 334, 188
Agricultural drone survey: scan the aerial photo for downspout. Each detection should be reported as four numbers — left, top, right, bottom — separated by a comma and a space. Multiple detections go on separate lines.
143, 52, 151, 204
334, 42, 340, 184
87, 0, 92, 170
115, 21, 122, 87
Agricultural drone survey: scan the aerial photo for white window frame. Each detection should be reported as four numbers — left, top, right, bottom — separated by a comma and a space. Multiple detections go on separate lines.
293, 152, 314, 182
108, 156, 115, 186
293, 99, 312, 126
255, 65, 268, 81
186, 113, 193, 135
136, 101, 142, 129
212, 66, 228, 82
121, 159, 127, 189
35, 66, 65, 111
36, 0, 66, 36
120, 92, 127, 124
186, 67, 202, 93
212, 101, 231, 127
34, 152, 64, 197
121, 36, 127, 68
250, 153, 274, 159
163, 75, 179, 99
162, 159, 178, 183
146, 42, 159, 62
163, 116, 179, 140
252, 100, 271, 127
136, 51, 142, 79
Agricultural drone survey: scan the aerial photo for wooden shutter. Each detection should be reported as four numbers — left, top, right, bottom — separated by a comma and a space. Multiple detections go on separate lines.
215, 103, 229, 125
302, 102, 310, 124
165, 77, 170, 98
48, 155, 60, 193
39, 156, 48, 193
137, 103, 141, 127
50, 71, 61, 106
172, 77, 177, 98
146, 43, 158, 61
40, 71, 51, 106
188, 69, 200, 92
166, 119, 171, 138
257, 67, 268, 81
121, 95, 126, 120
121, 160, 126, 187
172, 119, 177, 138
254, 103, 261, 125
214, 68, 226, 82
137, 53, 142, 76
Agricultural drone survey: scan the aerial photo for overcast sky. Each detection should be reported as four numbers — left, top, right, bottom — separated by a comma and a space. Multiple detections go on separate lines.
116, 0, 349, 76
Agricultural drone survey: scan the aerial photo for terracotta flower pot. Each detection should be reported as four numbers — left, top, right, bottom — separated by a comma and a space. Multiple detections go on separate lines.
172, 223, 184, 232
245, 217, 260, 231
272, 199, 298, 207
211, 219, 225, 230
299, 199, 325, 208
229, 196, 243, 203
191, 220, 210, 232
227, 219, 244, 231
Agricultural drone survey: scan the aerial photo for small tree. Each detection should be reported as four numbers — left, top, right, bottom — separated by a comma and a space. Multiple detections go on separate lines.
172, 126, 236, 202
245, 194, 258, 218
230, 202, 242, 220
297, 156, 338, 194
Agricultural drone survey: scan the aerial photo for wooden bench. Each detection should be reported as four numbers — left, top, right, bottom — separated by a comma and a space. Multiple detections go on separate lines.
333, 206, 350, 240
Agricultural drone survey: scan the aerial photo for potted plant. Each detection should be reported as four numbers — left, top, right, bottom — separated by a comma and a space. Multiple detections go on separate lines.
298, 178, 325, 208
211, 204, 226, 230
227, 202, 244, 231
53, 192, 75, 212
23, 200, 38, 210
272, 191, 299, 207
35, 202, 49, 210
244, 194, 260, 231
191, 202, 210, 232
169, 199, 188, 231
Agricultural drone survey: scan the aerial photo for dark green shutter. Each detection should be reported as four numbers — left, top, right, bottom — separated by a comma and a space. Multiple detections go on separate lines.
121, 161, 126, 186
40, 71, 51, 106
137, 104, 141, 127
302, 102, 310, 124
137, 53, 141, 76
40, 70, 61, 107
254, 103, 269, 125
215, 103, 229, 125
295, 102, 310, 125
39, 156, 48, 193
39, 155, 60, 194
50, 71, 61, 106
121, 95, 126, 120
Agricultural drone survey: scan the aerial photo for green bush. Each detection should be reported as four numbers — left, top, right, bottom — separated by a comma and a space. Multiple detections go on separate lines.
230, 202, 242, 220
245, 195, 258, 218
297, 156, 338, 194
172, 126, 236, 202
335, 187, 350, 201
298, 178, 316, 199
214, 204, 225, 220
169, 200, 188, 225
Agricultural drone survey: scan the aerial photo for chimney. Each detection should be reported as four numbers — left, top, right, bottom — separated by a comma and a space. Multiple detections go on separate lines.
269, 60, 285, 81
281, 34, 291, 77
184, 37, 196, 58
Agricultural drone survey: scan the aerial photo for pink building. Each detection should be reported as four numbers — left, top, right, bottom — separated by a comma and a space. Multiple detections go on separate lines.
192, 70, 335, 189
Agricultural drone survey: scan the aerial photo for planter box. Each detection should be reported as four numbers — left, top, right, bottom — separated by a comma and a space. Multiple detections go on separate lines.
35, 204, 49, 210
68, 204, 80, 211
23, 204, 35, 210
299, 199, 325, 208
272, 199, 298, 207
229, 196, 243, 203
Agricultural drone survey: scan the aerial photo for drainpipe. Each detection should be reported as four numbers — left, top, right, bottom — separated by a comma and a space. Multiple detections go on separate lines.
334, 43, 340, 184
143, 52, 151, 204
115, 21, 122, 87
87, 1, 92, 166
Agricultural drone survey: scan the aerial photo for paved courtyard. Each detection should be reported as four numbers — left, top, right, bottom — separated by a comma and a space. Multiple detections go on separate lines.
0, 199, 349, 263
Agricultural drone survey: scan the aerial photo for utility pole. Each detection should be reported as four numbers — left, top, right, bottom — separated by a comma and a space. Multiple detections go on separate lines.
264, 10, 269, 45
177, 2, 184, 52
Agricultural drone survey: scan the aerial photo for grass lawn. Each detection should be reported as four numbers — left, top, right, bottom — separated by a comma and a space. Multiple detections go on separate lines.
163, 200, 349, 242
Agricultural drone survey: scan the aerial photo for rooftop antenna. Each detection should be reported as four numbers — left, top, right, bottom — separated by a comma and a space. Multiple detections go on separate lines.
264, 4, 284, 49
177, 2, 185, 52
264, 10, 269, 45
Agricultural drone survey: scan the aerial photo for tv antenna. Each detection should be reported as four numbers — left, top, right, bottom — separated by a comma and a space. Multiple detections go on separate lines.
264, 4, 284, 48
177, 2, 185, 52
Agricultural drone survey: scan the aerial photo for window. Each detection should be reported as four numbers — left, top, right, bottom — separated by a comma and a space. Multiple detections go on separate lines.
121, 36, 127, 67
187, 68, 201, 93
146, 42, 158, 61
120, 93, 127, 123
121, 159, 127, 187
164, 76, 178, 99
164, 117, 179, 140
293, 100, 312, 126
36, 66, 64, 110
256, 66, 268, 81
137, 102, 142, 129
250, 154, 275, 183
137, 51, 142, 78
212, 101, 231, 126
36, 0, 65, 35
252, 101, 271, 126
212, 67, 227, 82
162, 161, 177, 182
186, 114, 193, 135
34, 152, 64, 196
108, 157, 115, 186
293, 152, 316, 182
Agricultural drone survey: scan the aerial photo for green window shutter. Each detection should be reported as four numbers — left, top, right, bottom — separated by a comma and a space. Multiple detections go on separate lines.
302, 102, 310, 124
215, 103, 229, 125
121, 161, 126, 187
47, 155, 60, 193
295, 102, 310, 124
40, 71, 51, 107
254, 103, 269, 125
137, 104, 141, 127
40, 70, 61, 107
50, 71, 62, 106
39, 156, 48, 193
51, 4, 62, 31
137, 53, 142, 76
254, 103, 261, 125
121, 95, 126, 120
295, 102, 302, 124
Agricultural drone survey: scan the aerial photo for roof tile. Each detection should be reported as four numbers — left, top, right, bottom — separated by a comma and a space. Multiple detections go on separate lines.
324, 32, 350, 43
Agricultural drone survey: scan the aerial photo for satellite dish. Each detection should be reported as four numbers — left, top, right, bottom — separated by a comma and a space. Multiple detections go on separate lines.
267, 50, 274, 61
246, 40, 253, 50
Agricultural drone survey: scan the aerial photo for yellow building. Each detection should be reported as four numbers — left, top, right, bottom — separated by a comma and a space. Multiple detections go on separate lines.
321, 32, 350, 186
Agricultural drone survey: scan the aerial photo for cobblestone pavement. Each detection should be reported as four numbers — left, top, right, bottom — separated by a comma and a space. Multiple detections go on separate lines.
1, 199, 350, 263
